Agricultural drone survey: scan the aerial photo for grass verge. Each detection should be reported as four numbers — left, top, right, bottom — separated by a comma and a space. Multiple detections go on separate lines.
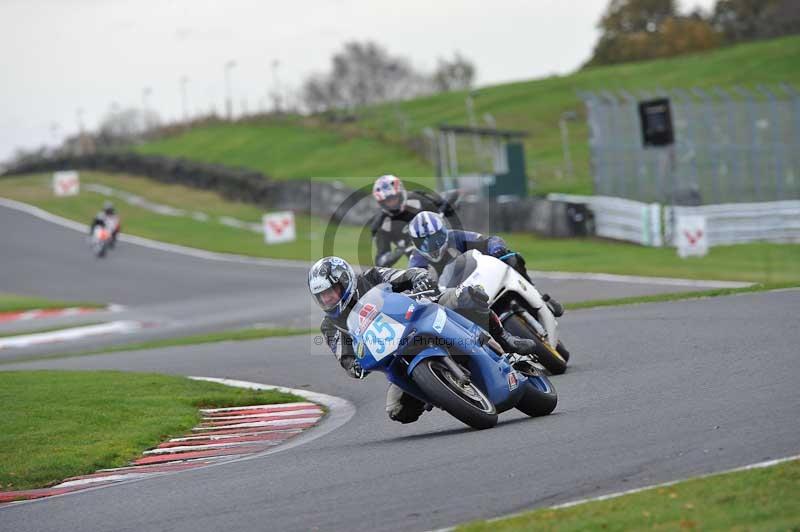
0, 293, 103, 313
459, 458, 800, 531
0, 370, 301, 491
566, 282, 797, 311
2, 172, 799, 285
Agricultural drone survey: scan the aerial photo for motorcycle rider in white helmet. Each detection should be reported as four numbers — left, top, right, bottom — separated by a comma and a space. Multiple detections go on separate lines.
308, 256, 538, 424
370, 175, 456, 267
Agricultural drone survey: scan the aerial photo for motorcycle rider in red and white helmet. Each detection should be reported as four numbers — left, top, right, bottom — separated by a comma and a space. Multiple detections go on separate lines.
370, 175, 456, 267
308, 256, 539, 424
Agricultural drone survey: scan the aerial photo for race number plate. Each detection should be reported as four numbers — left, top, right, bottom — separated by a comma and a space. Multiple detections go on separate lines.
362, 313, 405, 361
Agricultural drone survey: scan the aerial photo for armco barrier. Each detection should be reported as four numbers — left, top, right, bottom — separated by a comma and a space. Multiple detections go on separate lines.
549, 194, 662, 246
666, 201, 800, 246
551, 193, 800, 246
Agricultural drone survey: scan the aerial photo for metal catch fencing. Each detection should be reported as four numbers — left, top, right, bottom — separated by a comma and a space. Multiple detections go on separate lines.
581, 85, 800, 205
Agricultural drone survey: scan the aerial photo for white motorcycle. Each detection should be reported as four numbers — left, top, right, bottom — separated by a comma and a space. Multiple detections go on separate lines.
438, 250, 570, 374
90, 225, 112, 258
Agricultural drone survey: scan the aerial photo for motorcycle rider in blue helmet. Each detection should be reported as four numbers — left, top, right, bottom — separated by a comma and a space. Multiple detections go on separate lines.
407, 211, 563, 316
308, 256, 538, 424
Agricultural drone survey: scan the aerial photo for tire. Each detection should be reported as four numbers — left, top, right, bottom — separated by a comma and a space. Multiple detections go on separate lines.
503, 313, 567, 375
557, 341, 571, 363
412, 358, 498, 430
514, 366, 558, 417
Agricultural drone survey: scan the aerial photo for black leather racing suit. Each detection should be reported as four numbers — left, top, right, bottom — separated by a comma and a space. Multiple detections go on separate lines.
371, 191, 456, 267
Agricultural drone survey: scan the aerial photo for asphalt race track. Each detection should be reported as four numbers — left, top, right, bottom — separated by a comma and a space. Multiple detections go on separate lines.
1, 203, 799, 531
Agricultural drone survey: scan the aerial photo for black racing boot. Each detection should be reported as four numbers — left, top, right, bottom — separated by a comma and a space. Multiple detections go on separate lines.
498, 329, 538, 356
489, 312, 538, 356
542, 293, 564, 317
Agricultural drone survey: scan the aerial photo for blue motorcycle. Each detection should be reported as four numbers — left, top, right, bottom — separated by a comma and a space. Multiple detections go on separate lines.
347, 283, 557, 430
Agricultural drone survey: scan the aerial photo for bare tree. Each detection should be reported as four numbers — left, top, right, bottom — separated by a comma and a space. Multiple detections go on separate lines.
433, 53, 476, 92
302, 41, 434, 113
96, 106, 161, 146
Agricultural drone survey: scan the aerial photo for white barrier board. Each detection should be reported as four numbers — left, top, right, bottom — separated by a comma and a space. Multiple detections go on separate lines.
263, 211, 296, 244
53, 171, 80, 196
676, 214, 708, 258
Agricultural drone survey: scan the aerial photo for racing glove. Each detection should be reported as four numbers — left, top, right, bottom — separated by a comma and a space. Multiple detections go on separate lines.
412, 275, 439, 296
341, 355, 368, 379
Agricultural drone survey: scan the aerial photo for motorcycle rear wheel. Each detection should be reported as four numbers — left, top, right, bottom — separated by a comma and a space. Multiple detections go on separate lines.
412, 358, 498, 430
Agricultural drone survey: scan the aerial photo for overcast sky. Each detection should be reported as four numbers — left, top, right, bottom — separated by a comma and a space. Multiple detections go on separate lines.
0, 0, 715, 162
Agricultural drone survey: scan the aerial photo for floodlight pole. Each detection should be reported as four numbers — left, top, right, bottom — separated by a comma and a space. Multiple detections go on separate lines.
180, 76, 189, 122
225, 60, 237, 120
559, 111, 577, 180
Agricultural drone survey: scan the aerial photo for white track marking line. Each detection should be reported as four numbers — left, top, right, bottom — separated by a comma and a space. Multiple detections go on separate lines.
144, 440, 284, 454
528, 269, 752, 288
549, 454, 800, 511
55, 473, 157, 488
169, 429, 303, 443
191, 416, 321, 431
0, 197, 308, 269
425, 454, 800, 532
0, 320, 143, 349
200, 402, 317, 413
202, 408, 322, 421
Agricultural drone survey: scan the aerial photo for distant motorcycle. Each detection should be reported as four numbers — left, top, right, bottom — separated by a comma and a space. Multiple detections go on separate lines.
438, 250, 571, 375
347, 283, 557, 430
90, 226, 112, 258
104, 215, 120, 248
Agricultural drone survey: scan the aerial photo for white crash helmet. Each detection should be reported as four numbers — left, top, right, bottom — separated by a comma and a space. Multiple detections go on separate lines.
308, 256, 357, 318
372, 175, 407, 215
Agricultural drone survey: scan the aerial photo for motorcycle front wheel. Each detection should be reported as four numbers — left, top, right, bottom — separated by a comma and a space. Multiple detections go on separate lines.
513, 363, 558, 417
503, 312, 567, 375
412, 358, 498, 430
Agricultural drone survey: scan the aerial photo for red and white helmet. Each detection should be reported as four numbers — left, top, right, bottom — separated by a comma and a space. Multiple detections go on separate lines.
372, 175, 407, 215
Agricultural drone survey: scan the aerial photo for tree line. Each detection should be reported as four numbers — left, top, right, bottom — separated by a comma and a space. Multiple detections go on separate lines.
587, 0, 800, 67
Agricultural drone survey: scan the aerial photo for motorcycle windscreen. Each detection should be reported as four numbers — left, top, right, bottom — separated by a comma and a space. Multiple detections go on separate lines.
438, 252, 479, 288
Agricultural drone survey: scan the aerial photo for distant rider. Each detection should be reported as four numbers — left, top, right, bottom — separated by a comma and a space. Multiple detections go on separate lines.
370, 175, 456, 267
89, 201, 120, 246
308, 256, 538, 424
406, 211, 563, 316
